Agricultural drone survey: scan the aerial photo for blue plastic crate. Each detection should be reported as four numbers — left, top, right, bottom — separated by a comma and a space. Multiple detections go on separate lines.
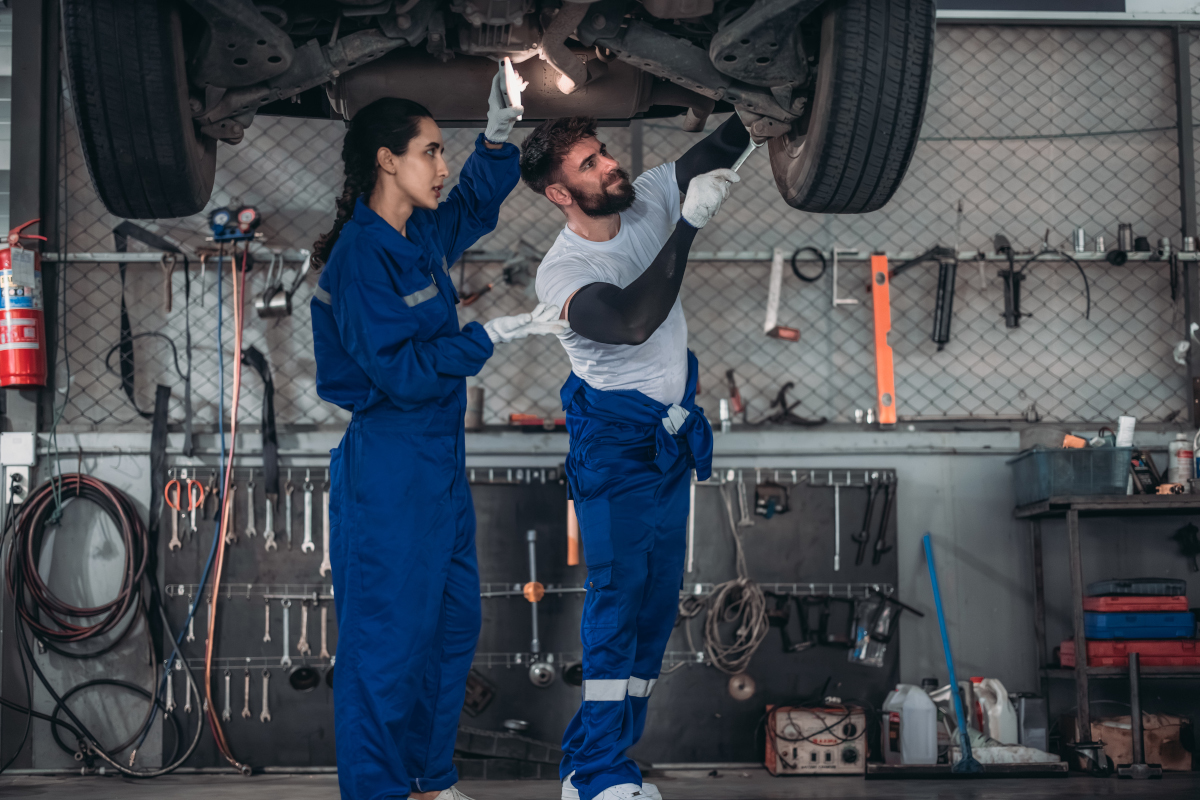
1084, 611, 1196, 640
1008, 446, 1133, 506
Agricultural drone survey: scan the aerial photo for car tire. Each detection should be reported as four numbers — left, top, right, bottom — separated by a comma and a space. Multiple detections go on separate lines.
768, 0, 935, 214
62, 0, 216, 219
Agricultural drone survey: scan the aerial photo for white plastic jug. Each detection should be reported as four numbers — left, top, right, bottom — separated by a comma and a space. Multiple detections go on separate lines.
974, 678, 1019, 744
881, 684, 938, 765
900, 684, 938, 764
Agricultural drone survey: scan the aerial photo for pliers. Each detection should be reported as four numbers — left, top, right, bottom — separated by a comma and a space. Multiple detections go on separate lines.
871, 474, 896, 566
853, 473, 881, 566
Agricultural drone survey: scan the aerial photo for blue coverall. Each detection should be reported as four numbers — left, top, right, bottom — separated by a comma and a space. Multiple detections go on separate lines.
560, 351, 713, 800
311, 134, 520, 800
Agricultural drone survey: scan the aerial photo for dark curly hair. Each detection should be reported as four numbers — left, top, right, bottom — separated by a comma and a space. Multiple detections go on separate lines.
519, 116, 599, 196
312, 97, 433, 269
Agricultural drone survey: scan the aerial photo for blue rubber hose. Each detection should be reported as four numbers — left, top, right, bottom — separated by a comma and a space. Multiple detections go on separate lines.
923, 532, 983, 774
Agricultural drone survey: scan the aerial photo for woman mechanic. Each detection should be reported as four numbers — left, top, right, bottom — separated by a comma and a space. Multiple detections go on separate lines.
310, 75, 566, 800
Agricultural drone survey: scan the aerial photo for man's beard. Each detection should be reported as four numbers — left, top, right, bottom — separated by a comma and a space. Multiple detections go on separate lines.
570, 169, 636, 218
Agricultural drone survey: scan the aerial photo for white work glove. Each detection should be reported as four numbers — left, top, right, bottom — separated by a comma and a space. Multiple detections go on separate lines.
484, 303, 569, 344
484, 71, 527, 144
681, 168, 740, 229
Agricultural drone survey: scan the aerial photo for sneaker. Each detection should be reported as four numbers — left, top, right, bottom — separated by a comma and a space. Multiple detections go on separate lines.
412, 788, 476, 800
562, 770, 579, 800
594, 784, 648, 800
563, 773, 661, 800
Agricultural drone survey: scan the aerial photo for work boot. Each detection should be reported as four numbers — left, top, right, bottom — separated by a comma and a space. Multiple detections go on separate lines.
410, 787, 475, 800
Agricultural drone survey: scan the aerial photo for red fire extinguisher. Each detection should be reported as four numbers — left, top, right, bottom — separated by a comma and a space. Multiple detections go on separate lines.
0, 219, 48, 387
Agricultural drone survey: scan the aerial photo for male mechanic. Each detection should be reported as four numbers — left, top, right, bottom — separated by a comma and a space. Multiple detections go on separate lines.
519, 114, 753, 800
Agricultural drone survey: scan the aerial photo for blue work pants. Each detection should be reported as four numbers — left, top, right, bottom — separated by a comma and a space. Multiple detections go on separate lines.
329, 412, 481, 800
560, 441, 692, 800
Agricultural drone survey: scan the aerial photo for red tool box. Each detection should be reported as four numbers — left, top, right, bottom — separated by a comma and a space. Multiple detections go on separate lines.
1082, 596, 1190, 613
1059, 639, 1200, 668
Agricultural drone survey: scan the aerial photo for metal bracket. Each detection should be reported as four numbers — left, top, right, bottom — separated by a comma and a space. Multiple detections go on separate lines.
831, 247, 860, 307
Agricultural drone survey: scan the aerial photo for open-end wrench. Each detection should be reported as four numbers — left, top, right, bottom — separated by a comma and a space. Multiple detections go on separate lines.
222, 670, 232, 721
319, 604, 331, 660
168, 497, 182, 551
204, 472, 218, 520
280, 600, 293, 667
241, 669, 252, 719
319, 472, 331, 577
163, 662, 176, 715
184, 669, 194, 714
259, 670, 271, 723
263, 599, 272, 642
224, 482, 239, 545
264, 493, 277, 551
186, 591, 196, 643
297, 601, 311, 656
285, 470, 294, 550
301, 470, 315, 553
182, 468, 200, 538
245, 478, 257, 538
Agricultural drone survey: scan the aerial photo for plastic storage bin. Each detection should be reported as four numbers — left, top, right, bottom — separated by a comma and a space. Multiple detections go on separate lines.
1007, 446, 1133, 506
1084, 612, 1195, 639
1059, 638, 1200, 667
1087, 577, 1187, 597
1083, 596, 1189, 612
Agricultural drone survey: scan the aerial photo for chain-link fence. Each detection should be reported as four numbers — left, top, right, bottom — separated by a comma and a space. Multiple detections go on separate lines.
51, 25, 1197, 431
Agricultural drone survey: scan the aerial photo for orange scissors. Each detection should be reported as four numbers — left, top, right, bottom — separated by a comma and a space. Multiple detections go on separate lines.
165, 468, 206, 538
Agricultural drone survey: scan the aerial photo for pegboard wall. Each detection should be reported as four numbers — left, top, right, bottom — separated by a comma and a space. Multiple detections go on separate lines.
49, 25, 1200, 431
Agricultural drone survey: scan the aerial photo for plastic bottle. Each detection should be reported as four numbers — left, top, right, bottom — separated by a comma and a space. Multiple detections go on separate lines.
881, 685, 938, 764
1168, 433, 1193, 485
900, 684, 938, 764
974, 678, 1019, 744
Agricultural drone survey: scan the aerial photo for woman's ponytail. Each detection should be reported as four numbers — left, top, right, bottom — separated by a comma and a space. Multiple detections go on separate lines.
311, 97, 433, 270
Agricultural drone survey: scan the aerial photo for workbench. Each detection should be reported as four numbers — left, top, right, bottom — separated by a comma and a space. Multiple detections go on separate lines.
1014, 495, 1200, 748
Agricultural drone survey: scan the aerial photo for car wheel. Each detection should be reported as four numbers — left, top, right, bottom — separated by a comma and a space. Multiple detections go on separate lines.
768, 0, 935, 214
62, 0, 216, 219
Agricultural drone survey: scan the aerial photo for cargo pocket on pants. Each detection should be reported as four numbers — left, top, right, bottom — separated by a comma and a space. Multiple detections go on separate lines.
583, 563, 619, 630
575, 497, 614, 567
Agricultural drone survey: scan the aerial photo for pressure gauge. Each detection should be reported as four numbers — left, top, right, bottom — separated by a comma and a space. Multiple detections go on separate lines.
236, 206, 260, 233
208, 207, 233, 232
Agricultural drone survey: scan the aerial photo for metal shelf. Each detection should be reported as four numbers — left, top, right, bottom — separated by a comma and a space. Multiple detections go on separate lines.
1041, 666, 1200, 680
1015, 494, 1200, 519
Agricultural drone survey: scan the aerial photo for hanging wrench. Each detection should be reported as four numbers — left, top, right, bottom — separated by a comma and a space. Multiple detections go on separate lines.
285, 470, 295, 550
319, 604, 331, 660
222, 670, 232, 721
264, 493, 277, 552
186, 591, 196, 643
259, 670, 271, 723
280, 599, 293, 667
241, 668, 252, 719
163, 662, 176, 715
319, 471, 331, 577
301, 470, 315, 553
184, 669, 194, 714
224, 481, 239, 545
245, 478, 257, 538
263, 599, 272, 643
204, 472, 218, 520
184, 468, 201, 538
297, 601, 311, 656
166, 469, 183, 551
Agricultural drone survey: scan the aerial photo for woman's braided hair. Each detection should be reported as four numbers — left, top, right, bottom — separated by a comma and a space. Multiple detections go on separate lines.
312, 97, 433, 270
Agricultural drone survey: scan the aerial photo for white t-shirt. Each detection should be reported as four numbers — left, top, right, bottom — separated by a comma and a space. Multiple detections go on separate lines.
535, 163, 687, 406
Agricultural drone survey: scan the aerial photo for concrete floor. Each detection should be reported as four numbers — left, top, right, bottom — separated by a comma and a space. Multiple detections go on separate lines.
3, 771, 1200, 799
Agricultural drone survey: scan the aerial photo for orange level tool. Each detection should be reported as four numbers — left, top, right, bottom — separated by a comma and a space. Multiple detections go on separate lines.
870, 254, 897, 426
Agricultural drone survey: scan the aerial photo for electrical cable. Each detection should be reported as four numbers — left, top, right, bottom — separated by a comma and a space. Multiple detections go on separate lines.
701, 483, 770, 674
3, 475, 207, 776
789, 247, 827, 283
1017, 249, 1091, 321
